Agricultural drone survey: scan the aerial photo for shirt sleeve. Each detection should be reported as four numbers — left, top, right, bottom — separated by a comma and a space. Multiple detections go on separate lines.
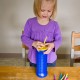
53, 21, 62, 52
21, 19, 34, 49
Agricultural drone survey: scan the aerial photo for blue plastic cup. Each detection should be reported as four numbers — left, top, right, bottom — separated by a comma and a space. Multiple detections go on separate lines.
36, 50, 48, 78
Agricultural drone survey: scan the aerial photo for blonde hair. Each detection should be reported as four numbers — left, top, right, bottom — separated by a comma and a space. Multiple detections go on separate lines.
33, 0, 57, 19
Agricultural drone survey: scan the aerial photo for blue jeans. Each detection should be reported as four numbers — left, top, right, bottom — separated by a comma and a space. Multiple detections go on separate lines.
30, 60, 56, 67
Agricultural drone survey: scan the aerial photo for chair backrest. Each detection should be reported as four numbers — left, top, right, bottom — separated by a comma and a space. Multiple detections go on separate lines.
72, 31, 80, 51
22, 31, 29, 50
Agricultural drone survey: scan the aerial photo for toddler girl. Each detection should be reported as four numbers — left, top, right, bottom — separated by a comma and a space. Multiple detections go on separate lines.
21, 0, 62, 67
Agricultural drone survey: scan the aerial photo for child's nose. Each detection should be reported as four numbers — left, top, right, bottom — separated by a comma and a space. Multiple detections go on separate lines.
44, 11, 48, 16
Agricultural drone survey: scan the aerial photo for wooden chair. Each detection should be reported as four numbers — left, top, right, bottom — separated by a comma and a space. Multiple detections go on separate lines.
22, 31, 29, 66
70, 31, 80, 66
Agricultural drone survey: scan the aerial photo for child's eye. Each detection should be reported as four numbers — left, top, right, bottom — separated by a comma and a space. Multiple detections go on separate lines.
48, 10, 51, 12
41, 10, 45, 12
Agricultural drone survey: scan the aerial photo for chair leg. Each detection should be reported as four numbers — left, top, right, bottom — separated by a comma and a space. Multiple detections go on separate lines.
70, 49, 74, 66
22, 48, 26, 58
24, 57, 27, 66
70, 59, 74, 66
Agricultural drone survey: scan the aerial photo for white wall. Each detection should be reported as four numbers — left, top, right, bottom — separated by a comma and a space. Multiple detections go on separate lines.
0, 0, 80, 54
0, 0, 34, 53
56, 0, 80, 54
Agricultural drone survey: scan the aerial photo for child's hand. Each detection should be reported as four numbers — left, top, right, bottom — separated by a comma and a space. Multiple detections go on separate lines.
32, 41, 45, 50
44, 42, 54, 54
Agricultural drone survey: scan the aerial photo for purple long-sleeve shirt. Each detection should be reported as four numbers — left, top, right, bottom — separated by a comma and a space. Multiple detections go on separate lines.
21, 17, 62, 63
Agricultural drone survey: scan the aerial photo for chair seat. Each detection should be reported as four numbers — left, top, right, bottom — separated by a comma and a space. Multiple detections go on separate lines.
22, 44, 28, 49
74, 45, 80, 51
74, 57, 80, 63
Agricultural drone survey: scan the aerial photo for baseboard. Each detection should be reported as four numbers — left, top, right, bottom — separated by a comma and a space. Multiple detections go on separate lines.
0, 53, 70, 59
57, 54, 70, 59
0, 53, 22, 58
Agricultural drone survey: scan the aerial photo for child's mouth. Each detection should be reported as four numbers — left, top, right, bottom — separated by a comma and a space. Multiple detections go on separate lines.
43, 16, 47, 18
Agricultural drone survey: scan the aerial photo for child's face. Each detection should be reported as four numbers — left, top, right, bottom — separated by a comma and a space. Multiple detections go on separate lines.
39, 1, 53, 20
